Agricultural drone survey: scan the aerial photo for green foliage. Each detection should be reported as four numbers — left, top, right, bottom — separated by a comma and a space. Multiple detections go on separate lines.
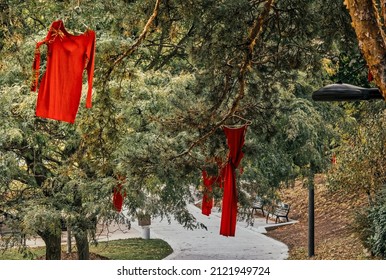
352, 209, 374, 253
1, 0, 362, 258
324, 48, 386, 258
328, 104, 385, 201
367, 203, 386, 259
356, 190, 386, 259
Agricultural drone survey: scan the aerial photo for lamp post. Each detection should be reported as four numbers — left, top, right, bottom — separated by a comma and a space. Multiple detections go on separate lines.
309, 82, 384, 258
308, 179, 315, 257
312, 83, 384, 101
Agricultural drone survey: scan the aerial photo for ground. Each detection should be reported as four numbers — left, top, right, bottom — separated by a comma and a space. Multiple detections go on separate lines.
5, 174, 375, 260
264, 175, 373, 260
38, 252, 108, 260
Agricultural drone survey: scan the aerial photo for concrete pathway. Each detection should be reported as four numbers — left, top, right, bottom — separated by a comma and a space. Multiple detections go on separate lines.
132, 204, 289, 260
20, 204, 289, 260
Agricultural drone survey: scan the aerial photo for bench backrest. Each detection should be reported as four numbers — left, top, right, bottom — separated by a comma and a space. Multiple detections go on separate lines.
274, 203, 290, 216
253, 196, 264, 208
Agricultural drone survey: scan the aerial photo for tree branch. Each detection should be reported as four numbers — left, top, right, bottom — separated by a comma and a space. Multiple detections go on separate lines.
153, 23, 195, 71
104, 0, 162, 84
172, 0, 275, 159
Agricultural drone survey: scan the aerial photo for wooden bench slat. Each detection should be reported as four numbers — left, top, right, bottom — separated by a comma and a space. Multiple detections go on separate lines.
251, 197, 265, 217
251, 197, 290, 224
266, 203, 290, 223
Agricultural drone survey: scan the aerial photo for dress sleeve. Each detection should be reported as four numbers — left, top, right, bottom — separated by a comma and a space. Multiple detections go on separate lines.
85, 30, 96, 108
31, 42, 42, 92
31, 23, 54, 92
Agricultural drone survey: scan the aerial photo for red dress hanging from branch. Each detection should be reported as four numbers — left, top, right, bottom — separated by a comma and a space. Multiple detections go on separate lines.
31, 20, 96, 123
220, 125, 247, 237
113, 177, 126, 212
202, 170, 216, 216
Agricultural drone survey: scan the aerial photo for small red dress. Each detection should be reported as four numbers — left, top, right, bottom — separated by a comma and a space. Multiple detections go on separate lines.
113, 184, 126, 212
202, 170, 216, 216
31, 20, 96, 123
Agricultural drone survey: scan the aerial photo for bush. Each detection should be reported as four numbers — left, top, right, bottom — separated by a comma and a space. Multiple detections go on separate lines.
353, 209, 373, 249
367, 204, 386, 259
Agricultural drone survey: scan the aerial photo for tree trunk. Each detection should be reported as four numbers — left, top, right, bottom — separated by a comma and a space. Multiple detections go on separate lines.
74, 229, 90, 260
73, 215, 98, 259
344, 0, 386, 100
39, 229, 62, 260
73, 186, 90, 260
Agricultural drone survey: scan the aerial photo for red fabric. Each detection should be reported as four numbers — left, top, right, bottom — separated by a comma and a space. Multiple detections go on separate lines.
31, 41, 44, 92
113, 183, 126, 212
113, 176, 126, 212
31, 20, 96, 123
368, 69, 374, 82
202, 170, 216, 216
220, 125, 247, 237
331, 154, 337, 165
215, 158, 226, 188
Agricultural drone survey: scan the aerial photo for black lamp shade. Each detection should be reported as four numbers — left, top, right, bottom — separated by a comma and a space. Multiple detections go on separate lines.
312, 83, 384, 101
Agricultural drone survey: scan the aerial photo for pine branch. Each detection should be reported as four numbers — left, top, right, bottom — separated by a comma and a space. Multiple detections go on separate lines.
153, 23, 195, 71
103, 0, 162, 85
172, 0, 275, 159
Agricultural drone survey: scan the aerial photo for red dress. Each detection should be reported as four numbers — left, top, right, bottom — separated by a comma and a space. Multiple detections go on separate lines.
220, 125, 247, 237
113, 176, 126, 212
113, 184, 126, 212
202, 170, 216, 216
31, 20, 96, 123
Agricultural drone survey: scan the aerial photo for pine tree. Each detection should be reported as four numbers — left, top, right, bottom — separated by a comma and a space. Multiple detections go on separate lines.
1, 0, 359, 259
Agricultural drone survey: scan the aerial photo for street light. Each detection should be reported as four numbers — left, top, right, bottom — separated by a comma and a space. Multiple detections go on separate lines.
312, 83, 384, 101
308, 83, 384, 258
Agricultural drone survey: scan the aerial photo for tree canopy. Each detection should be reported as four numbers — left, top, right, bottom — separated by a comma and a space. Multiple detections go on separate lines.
1, 0, 384, 259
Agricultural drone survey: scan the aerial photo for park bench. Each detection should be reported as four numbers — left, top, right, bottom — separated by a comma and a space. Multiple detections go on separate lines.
266, 202, 290, 223
251, 196, 265, 217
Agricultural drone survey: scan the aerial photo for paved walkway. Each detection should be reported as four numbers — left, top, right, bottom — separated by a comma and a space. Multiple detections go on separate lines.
21, 204, 290, 260
133, 204, 289, 260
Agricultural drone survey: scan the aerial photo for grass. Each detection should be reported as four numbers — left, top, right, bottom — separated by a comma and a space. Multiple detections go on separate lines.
0, 238, 173, 260
90, 238, 173, 260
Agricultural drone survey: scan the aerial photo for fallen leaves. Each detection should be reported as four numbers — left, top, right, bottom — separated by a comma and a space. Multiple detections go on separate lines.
265, 174, 373, 260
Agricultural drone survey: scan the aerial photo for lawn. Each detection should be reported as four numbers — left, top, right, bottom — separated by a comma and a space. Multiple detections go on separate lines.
0, 238, 173, 260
